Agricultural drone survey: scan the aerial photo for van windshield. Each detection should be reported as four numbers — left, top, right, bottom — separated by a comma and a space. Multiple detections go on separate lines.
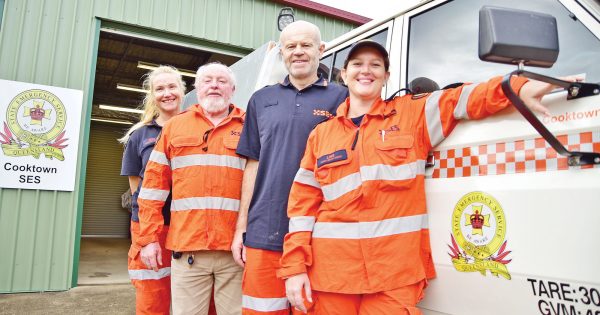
407, 0, 600, 88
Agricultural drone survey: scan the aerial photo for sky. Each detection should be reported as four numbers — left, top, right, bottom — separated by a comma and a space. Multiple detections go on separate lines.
311, 0, 410, 20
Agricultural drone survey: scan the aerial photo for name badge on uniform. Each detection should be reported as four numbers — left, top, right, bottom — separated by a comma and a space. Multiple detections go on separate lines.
317, 149, 348, 168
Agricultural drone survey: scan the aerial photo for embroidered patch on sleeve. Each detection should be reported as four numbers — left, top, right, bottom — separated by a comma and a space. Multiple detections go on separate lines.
317, 149, 348, 168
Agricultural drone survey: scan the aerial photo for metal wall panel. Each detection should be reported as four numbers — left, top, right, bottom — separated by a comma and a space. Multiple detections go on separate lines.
0, 0, 358, 292
94, 0, 356, 49
0, 0, 97, 293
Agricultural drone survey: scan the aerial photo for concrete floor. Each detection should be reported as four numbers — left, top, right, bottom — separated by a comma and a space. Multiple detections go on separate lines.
0, 238, 136, 314
0, 284, 136, 315
78, 238, 130, 285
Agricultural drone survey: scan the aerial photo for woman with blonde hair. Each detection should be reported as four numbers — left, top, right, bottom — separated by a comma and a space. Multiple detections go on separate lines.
120, 65, 185, 315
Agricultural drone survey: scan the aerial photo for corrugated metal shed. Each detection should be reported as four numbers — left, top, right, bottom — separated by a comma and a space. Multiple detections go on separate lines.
0, 0, 360, 292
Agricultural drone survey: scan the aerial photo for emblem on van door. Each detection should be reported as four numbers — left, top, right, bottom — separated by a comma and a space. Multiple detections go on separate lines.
448, 191, 512, 280
1, 89, 68, 161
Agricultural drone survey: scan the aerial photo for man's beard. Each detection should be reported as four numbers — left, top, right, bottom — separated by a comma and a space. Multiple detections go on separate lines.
199, 96, 229, 114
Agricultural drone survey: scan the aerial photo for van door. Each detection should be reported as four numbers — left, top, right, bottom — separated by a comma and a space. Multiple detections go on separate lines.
397, 1, 600, 314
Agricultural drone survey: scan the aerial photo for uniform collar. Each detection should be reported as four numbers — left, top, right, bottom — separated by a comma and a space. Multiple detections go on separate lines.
335, 97, 394, 121
188, 104, 245, 122
149, 119, 162, 128
280, 74, 328, 89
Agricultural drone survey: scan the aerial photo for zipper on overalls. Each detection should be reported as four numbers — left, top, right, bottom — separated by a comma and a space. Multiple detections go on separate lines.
351, 127, 360, 151
202, 129, 211, 152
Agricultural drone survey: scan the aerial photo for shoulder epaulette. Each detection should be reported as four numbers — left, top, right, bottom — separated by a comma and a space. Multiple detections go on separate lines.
411, 93, 429, 100
312, 115, 335, 130
176, 107, 193, 116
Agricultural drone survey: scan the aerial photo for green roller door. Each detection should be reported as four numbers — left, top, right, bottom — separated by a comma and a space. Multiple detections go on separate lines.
81, 121, 130, 237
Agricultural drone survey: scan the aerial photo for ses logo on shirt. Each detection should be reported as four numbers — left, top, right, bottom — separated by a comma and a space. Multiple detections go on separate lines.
143, 137, 157, 145
313, 109, 333, 119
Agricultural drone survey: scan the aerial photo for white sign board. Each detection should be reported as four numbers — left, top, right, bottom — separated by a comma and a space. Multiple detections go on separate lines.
0, 79, 83, 191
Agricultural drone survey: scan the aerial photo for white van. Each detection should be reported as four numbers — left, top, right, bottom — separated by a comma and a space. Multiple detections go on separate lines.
314, 1, 600, 314
192, 1, 600, 313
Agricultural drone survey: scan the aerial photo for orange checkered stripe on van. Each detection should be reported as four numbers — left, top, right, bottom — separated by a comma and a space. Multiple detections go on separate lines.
430, 131, 600, 178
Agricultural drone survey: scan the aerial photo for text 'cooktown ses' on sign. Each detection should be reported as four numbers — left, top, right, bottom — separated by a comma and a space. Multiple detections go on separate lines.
0, 79, 83, 191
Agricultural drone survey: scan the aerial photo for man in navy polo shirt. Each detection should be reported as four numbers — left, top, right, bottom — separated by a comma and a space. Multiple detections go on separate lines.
233, 21, 348, 314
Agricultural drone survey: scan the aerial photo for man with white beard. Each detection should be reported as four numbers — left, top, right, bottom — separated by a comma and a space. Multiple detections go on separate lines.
137, 62, 246, 315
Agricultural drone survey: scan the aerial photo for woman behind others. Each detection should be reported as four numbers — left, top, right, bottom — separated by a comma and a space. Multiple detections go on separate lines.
120, 65, 184, 315
278, 40, 569, 314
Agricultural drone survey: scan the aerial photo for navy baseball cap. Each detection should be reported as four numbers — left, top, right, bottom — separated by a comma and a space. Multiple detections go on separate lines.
343, 40, 390, 71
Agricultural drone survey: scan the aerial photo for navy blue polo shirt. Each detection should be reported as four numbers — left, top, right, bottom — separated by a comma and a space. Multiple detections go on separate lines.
121, 121, 171, 225
236, 75, 348, 251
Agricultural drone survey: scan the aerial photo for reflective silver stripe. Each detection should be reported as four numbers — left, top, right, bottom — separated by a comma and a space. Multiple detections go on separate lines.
289, 216, 316, 233
425, 91, 445, 147
138, 188, 170, 201
454, 83, 476, 120
242, 295, 289, 312
321, 161, 426, 202
171, 154, 245, 170
322, 172, 361, 201
294, 168, 320, 188
170, 197, 240, 212
128, 267, 171, 280
360, 160, 426, 181
313, 214, 428, 239
149, 150, 169, 165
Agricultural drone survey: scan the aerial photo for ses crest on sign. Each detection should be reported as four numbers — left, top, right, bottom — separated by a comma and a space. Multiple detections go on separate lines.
448, 191, 512, 280
1, 89, 68, 161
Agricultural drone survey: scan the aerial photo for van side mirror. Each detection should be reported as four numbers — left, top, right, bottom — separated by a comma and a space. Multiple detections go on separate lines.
478, 6, 600, 166
479, 6, 559, 68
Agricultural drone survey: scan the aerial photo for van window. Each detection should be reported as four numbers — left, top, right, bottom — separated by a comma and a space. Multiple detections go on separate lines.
319, 55, 333, 81
326, 29, 389, 85
330, 45, 351, 84
407, 0, 600, 88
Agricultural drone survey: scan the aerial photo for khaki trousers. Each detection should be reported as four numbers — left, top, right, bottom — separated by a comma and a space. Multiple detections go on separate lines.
171, 250, 243, 315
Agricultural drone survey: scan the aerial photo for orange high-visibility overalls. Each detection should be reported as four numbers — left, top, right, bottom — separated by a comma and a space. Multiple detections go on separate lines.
279, 76, 528, 314
138, 104, 246, 315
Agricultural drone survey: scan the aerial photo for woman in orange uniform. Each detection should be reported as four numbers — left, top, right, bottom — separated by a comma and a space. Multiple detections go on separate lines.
278, 40, 564, 314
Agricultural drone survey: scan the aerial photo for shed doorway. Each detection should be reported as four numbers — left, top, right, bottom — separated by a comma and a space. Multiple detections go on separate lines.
78, 29, 241, 285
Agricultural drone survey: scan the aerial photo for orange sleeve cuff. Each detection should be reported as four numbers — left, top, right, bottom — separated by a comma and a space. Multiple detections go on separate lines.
136, 234, 159, 247
276, 264, 308, 279
511, 76, 529, 94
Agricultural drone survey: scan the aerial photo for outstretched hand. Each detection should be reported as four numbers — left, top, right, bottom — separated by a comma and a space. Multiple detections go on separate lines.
519, 75, 584, 116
